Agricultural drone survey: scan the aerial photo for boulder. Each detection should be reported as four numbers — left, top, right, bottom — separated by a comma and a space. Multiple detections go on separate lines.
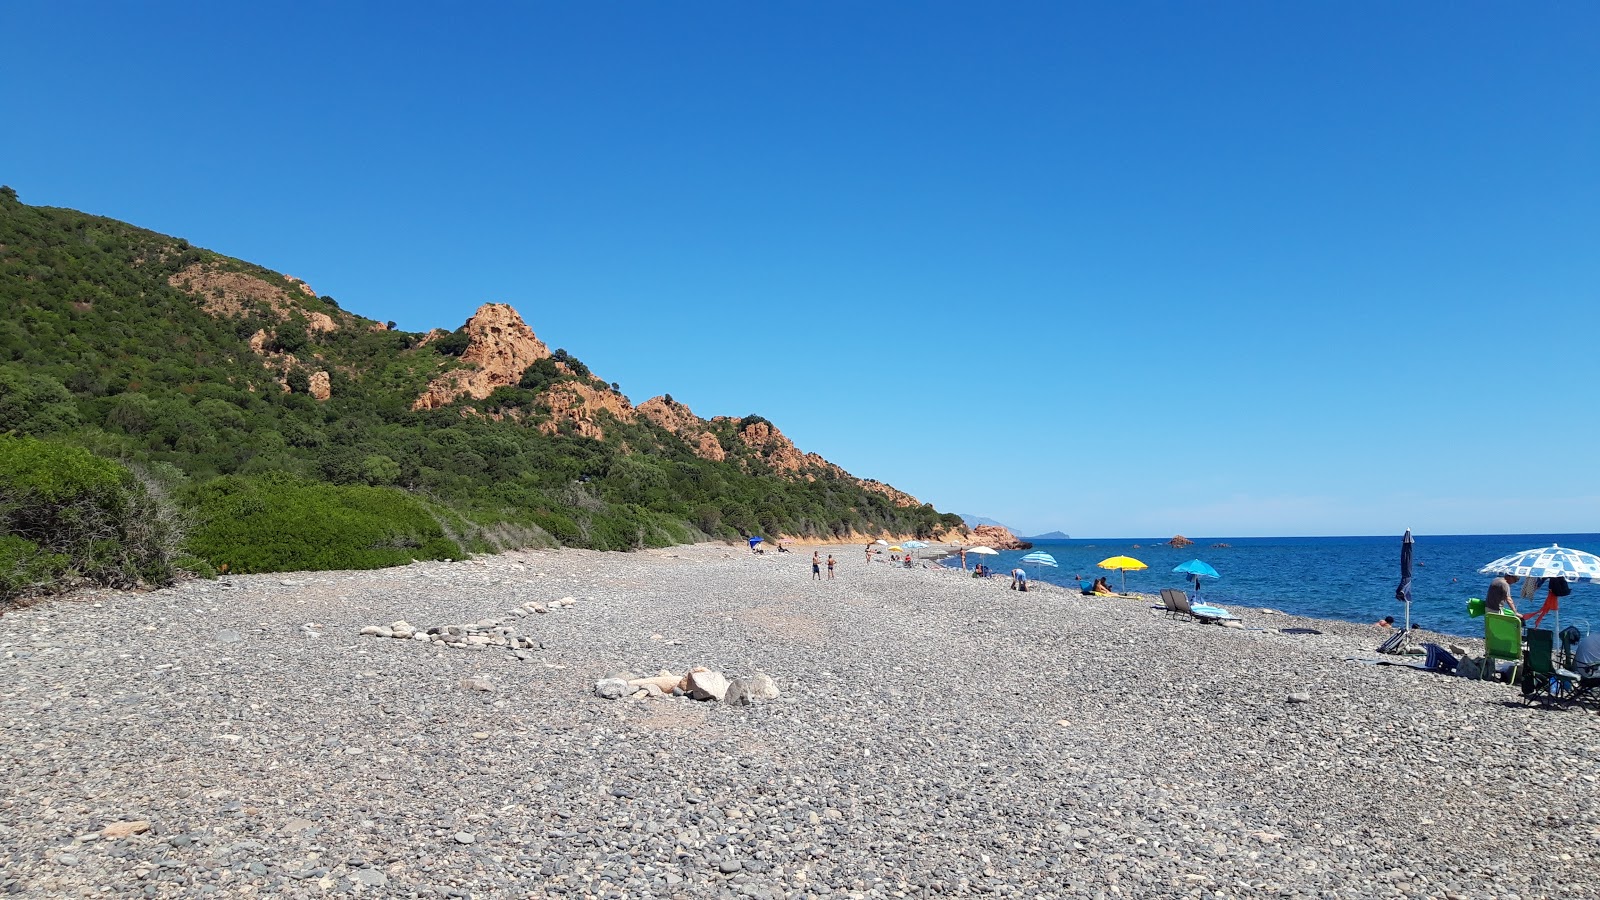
724, 673, 781, 705
594, 678, 629, 700
686, 669, 730, 701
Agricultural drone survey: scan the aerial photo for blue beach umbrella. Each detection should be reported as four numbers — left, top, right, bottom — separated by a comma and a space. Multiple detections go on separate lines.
748, 536, 763, 550
1172, 559, 1220, 597
1021, 551, 1058, 581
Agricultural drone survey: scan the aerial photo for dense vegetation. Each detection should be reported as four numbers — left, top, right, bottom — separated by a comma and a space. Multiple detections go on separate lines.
0, 188, 961, 594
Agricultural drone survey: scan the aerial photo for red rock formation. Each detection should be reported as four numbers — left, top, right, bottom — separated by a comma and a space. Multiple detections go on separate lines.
535, 380, 636, 441
308, 371, 332, 401
413, 303, 551, 410
964, 524, 1027, 550
637, 396, 726, 462
169, 263, 339, 333
858, 478, 921, 508
282, 275, 318, 298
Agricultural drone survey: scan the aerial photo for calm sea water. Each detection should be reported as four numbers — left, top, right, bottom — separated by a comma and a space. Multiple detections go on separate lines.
940, 534, 1600, 637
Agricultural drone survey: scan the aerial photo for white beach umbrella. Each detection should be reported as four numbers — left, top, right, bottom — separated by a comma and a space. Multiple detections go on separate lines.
966, 546, 999, 556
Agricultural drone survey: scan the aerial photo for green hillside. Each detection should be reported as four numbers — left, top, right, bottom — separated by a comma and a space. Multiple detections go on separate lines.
0, 187, 959, 589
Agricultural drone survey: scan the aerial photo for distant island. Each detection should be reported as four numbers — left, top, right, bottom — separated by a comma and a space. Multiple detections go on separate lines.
1024, 531, 1072, 540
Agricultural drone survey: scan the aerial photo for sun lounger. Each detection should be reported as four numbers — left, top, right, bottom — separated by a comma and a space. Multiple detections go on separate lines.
1163, 588, 1239, 624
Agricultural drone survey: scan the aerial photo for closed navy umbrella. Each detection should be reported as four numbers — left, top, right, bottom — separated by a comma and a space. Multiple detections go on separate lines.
1395, 529, 1414, 631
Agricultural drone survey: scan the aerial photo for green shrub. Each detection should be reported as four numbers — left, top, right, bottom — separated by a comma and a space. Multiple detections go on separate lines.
185, 472, 463, 573
0, 435, 184, 601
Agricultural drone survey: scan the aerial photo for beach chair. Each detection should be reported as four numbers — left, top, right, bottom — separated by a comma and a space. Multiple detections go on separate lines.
1158, 588, 1184, 617
1520, 629, 1581, 708
1168, 590, 1239, 625
1482, 612, 1524, 683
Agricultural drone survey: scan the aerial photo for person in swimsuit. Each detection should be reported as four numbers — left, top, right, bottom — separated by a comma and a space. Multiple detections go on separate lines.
826, 554, 835, 579
812, 551, 822, 581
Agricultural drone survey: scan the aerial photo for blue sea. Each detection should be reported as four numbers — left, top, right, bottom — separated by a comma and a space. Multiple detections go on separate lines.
940, 534, 1600, 637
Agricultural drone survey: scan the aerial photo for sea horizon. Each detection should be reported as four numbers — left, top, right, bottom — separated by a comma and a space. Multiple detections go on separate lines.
942, 532, 1600, 638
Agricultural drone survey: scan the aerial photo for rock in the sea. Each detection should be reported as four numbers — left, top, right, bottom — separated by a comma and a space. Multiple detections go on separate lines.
594, 678, 629, 700
687, 669, 730, 701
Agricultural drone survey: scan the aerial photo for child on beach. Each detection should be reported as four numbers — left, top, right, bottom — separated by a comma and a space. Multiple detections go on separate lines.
826, 555, 835, 579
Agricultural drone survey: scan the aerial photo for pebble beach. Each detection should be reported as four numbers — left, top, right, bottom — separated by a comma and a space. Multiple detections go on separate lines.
3, 542, 1598, 900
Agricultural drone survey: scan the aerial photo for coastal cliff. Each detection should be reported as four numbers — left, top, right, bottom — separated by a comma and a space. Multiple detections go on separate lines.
0, 190, 963, 577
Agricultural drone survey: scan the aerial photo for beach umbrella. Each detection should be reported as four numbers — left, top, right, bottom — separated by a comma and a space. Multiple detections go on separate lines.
888, 545, 903, 552
1020, 550, 1058, 582
903, 540, 929, 549
874, 539, 889, 546
1097, 555, 1147, 591
966, 546, 999, 556
1395, 530, 1414, 633
748, 536, 763, 549
1478, 543, 1600, 631
1172, 559, 1221, 597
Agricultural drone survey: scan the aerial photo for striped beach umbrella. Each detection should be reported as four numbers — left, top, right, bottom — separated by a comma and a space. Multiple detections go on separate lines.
1478, 543, 1600, 632
1477, 544, 1600, 583
1021, 551, 1058, 581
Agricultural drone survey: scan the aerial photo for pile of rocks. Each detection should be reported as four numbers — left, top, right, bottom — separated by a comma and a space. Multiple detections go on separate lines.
358, 596, 584, 659
594, 666, 780, 705
359, 617, 542, 659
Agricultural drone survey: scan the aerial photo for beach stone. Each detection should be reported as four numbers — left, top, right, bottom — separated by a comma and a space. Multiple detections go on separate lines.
101, 820, 151, 839
724, 673, 780, 705
214, 629, 241, 643
1287, 692, 1312, 704
454, 832, 475, 844
594, 678, 629, 700
459, 676, 494, 692
687, 669, 730, 701
352, 869, 387, 888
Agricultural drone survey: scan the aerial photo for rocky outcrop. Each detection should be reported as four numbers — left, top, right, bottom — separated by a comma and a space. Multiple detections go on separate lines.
536, 380, 635, 441
169, 263, 339, 332
413, 303, 551, 410
637, 396, 726, 462
964, 524, 1028, 550
859, 478, 921, 508
282, 275, 318, 298
1169, 535, 1194, 548
722, 418, 808, 474
245, 329, 332, 401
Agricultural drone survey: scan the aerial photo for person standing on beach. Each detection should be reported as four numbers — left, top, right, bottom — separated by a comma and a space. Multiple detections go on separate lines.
865, 543, 873, 565
958, 546, 967, 571
812, 551, 822, 581
1485, 574, 1519, 615
826, 554, 836, 579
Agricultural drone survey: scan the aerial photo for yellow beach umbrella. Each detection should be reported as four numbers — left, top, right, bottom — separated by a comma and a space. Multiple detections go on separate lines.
1097, 555, 1148, 591
888, 546, 904, 552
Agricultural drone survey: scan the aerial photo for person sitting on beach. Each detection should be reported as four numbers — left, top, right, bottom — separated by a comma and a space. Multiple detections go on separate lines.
1092, 577, 1115, 595
1375, 615, 1396, 629
1080, 578, 1095, 596
1010, 568, 1028, 592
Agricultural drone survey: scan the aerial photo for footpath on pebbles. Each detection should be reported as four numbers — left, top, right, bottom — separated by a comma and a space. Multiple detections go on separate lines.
2, 544, 1598, 900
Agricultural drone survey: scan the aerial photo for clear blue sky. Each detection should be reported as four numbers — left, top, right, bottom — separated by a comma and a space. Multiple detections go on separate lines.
5, 2, 1598, 537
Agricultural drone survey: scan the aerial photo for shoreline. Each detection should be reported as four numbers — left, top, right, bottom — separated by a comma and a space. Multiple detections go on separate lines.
2, 541, 1593, 896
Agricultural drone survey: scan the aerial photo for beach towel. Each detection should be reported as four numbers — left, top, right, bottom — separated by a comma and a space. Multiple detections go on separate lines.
1422, 643, 1459, 674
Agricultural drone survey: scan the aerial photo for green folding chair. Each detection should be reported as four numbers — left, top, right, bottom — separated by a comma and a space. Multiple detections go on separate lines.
1483, 612, 1523, 682
1521, 628, 1581, 708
